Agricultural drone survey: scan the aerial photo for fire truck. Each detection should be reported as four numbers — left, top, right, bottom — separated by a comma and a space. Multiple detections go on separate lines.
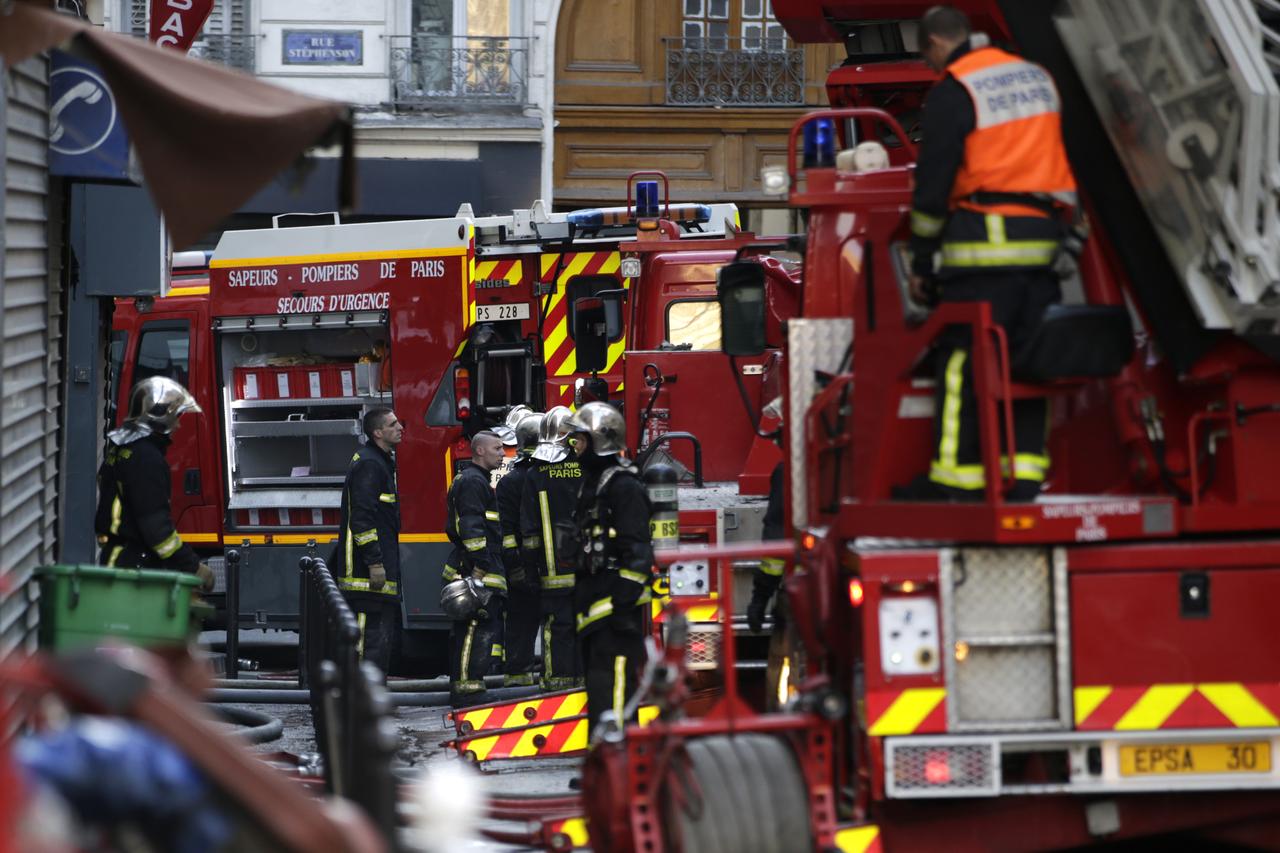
580, 1, 1280, 850
110, 187, 788, 654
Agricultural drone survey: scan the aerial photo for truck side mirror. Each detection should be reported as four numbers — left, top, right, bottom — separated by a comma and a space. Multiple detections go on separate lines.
574, 296, 609, 372
717, 261, 767, 356
596, 289, 625, 341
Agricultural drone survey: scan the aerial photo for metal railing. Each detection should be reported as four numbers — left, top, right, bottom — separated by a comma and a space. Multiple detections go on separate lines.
188, 33, 258, 73
388, 35, 529, 107
664, 37, 805, 106
299, 556, 399, 846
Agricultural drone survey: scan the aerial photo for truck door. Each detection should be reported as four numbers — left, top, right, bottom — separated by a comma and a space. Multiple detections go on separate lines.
117, 311, 217, 541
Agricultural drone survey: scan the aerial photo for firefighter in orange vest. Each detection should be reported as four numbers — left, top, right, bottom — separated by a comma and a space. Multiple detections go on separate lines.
898, 5, 1078, 502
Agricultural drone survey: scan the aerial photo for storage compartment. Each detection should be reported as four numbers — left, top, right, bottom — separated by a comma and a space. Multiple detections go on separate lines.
36, 564, 201, 650
218, 314, 390, 525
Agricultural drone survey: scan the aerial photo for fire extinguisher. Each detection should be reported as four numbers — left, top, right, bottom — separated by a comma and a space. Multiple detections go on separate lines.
644, 462, 679, 551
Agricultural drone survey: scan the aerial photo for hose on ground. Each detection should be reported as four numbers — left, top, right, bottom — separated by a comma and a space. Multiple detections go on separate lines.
206, 704, 284, 744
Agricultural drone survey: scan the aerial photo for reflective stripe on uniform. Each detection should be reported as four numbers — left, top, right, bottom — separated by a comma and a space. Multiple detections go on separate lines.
485, 510, 500, 521
759, 557, 785, 577
538, 491, 557, 576
940, 239, 1058, 268
502, 534, 518, 549
933, 349, 967, 483
481, 574, 508, 592
379, 493, 397, 503
523, 535, 541, 549
110, 494, 123, 536
338, 577, 400, 595
442, 564, 460, 582
357, 612, 366, 659
461, 621, 476, 682
577, 597, 613, 631
492, 644, 504, 658
911, 209, 945, 238
464, 537, 486, 552
619, 569, 650, 586
354, 529, 378, 545
613, 655, 626, 724
106, 545, 123, 567
542, 575, 575, 590
153, 531, 183, 559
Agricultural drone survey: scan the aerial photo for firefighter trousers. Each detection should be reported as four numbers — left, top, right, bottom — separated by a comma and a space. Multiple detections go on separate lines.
540, 591, 583, 691
929, 271, 1061, 497
503, 579, 541, 686
582, 617, 646, 735
450, 599, 504, 702
349, 595, 400, 680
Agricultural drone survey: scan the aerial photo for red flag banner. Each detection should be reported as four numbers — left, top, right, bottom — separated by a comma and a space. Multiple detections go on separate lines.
149, 0, 216, 53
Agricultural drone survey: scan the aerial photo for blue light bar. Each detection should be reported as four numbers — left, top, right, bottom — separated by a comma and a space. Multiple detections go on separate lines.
802, 118, 836, 169
636, 180, 660, 219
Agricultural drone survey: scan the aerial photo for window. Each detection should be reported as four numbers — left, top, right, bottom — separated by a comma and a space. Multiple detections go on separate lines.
666, 300, 722, 351
683, 0, 784, 50
108, 330, 127, 427
135, 322, 191, 388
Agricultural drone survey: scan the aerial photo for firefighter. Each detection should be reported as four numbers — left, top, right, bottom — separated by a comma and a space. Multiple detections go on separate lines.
564, 402, 654, 734
444, 430, 508, 706
94, 377, 214, 590
897, 5, 1077, 502
520, 406, 584, 691
333, 407, 404, 677
498, 412, 543, 687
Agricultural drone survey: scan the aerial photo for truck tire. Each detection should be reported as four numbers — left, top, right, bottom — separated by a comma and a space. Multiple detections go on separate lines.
663, 733, 812, 853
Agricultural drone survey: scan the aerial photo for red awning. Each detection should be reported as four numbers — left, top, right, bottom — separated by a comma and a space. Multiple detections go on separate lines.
1, 0, 355, 248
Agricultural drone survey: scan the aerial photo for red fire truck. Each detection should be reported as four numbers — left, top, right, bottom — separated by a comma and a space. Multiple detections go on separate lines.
581, 1, 1280, 850
110, 189, 790, 655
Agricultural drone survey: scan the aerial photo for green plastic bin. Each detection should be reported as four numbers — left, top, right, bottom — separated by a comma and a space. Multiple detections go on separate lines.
36, 564, 202, 651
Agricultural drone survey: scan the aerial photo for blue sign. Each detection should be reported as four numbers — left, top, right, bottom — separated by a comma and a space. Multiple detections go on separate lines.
49, 51, 132, 181
283, 31, 364, 65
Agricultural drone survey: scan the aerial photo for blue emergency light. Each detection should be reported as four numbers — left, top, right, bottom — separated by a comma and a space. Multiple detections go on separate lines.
636, 180, 660, 219
802, 118, 836, 169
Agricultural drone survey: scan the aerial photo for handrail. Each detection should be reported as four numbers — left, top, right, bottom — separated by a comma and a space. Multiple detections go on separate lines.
786, 107, 918, 186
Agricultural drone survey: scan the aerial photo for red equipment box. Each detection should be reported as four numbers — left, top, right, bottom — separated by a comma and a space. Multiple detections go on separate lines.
233, 364, 357, 401
233, 365, 294, 400
235, 508, 340, 527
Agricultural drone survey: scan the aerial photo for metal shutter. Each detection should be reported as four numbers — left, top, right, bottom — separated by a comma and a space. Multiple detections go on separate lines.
1, 55, 59, 657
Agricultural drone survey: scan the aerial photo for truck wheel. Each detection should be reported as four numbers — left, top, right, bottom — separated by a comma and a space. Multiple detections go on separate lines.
663, 734, 812, 853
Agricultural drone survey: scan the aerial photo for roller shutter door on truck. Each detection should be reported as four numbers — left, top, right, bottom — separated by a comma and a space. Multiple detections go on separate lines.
0, 54, 61, 657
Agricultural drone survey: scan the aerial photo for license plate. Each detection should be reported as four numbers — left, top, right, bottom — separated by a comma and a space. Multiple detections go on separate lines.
475, 303, 530, 322
1119, 742, 1271, 776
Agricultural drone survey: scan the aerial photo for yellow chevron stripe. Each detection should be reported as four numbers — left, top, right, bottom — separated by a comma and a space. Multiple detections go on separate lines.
554, 345, 578, 376
639, 705, 659, 725
562, 692, 589, 716
1073, 686, 1112, 726
544, 315, 571, 364
687, 604, 720, 622
511, 724, 546, 757
541, 253, 560, 278
868, 688, 946, 736
468, 732, 499, 762
462, 707, 493, 731
507, 259, 524, 282
1198, 683, 1280, 728
1114, 684, 1194, 730
558, 252, 595, 289
597, 252, 620, 275
500, 699, 544, 729
835, 826, 881, 853
554, 818, 589, 847
604, 334, 627, 374
473, 260, 498, 279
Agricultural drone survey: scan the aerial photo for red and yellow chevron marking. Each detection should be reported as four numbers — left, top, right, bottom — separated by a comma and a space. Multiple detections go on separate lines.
538, 251, 630, 383
1075, 682, 1280, 731
834, 824, 883, 853
544, 816, 589, 850
448, 689, 587, 735
866, 687, 947, 736
454, 706, 660, 762
468, 258, 525, 325
462, 227, 476, 328
652, 596, 722, 622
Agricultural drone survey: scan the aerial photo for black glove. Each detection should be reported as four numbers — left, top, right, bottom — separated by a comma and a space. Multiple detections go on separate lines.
747, 592, 770, 634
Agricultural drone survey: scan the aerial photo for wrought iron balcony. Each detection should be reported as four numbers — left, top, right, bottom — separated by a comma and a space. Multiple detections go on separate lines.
188, 33, 258, 74
664, 37, 804, 106
388, 35, 529, 107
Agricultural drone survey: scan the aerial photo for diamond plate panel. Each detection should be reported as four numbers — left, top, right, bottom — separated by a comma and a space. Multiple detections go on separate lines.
954, 646, 1057, 722
785, 319, 853, 530
686, 623, 721, 671
953, 548, 1051, 636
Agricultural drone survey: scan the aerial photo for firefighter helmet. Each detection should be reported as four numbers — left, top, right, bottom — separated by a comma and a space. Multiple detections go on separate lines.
126, 376, 201, 435
532, 406, 572, 462
564, 401, 626, 456
514, 413, 543, 454
439, 576, 491, 620
495, 404, 536, 446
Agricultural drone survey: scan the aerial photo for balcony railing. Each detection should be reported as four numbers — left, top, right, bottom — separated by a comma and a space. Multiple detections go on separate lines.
188, 33, 258, 74
664, 37, 805, 106
388, 35, 529, 108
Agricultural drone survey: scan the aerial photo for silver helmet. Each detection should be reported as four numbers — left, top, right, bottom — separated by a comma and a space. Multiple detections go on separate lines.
514, 413, 543, 455
564, 401, 626, 456
495, 404, 536, 446
532, 405, 572, 462
439, 576, 491, 621
126, 376, 201, 435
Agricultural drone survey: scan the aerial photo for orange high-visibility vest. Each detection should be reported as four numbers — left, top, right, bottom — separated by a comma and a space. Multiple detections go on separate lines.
947, 46, 1077, 219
